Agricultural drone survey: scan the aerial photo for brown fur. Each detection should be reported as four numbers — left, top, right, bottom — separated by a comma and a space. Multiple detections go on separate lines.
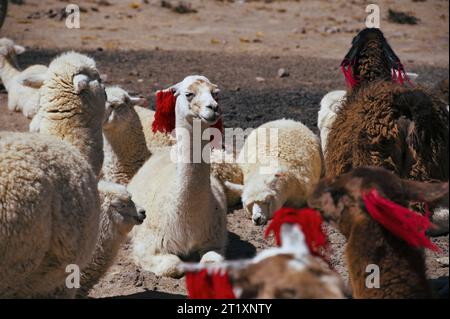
308, 166, 448, 299
326, 29, 449, 183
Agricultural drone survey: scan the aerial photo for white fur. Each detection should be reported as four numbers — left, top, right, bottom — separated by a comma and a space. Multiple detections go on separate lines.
236, 119, 323, 225
101, 86, 151, 185
0, 38, 48, 118
317, 90, 346, 153
77, 180, 145, 297
26, 51, 106, 176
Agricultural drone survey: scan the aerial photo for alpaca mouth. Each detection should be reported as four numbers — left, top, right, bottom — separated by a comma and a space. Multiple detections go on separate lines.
200, 114, 220, 125
134, 215, 145, 224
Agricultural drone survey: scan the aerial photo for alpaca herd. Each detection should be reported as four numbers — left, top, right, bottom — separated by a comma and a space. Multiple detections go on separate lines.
0, 27, 448, 299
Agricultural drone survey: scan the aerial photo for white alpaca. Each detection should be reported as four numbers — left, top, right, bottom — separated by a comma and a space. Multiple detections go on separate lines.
24, 51, 106, 176
77, 180, 146, 297
230, 119, 323, 225
0, 133, 101, 298
0, 38, 48, 118
128, 76, 227, 278
0, 52, 106, 298
317, 90, 346, 153
102, 86, 151, 185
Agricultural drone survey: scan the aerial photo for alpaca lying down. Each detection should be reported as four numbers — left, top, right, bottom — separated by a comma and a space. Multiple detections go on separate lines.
128, 76, 227, 278
308, 166, 448, 298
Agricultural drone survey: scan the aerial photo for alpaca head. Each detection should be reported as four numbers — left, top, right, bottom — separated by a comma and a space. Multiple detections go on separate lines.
99, 180, 146, 235
104, 86, 147, 131
0, 38, 25, 69
21, 52, 106, 113
170, 75, 221, 126
244, 173, 287, 225
307, 166, 449, 237
182, 222, 346, 299
341, 28, 407, 88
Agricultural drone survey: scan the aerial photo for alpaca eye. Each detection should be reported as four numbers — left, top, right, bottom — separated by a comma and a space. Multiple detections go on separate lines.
185, 92, 194, 99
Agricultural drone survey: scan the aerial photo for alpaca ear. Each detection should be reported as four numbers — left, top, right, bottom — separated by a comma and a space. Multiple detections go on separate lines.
20, 73, 48, 89
224, 181, 244, 196
402, 180, 449, 206
129, 95, 147, 107
73, 74, 90, 93
14, 45, 26, 55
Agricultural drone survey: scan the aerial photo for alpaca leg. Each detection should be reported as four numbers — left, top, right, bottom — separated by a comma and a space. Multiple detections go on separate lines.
427, 207, 449, 237
200, 250, 225, 264
135, 253, 184, 279
7, 96, 18, 111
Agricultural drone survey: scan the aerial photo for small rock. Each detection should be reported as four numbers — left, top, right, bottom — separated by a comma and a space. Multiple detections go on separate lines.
255, 77, 265, 82
437, 257, 449, 267
137, 79, 144, 83
277, 68, 289, 78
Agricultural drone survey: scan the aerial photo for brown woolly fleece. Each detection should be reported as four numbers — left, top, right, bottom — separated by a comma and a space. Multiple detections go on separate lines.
308, 166, 449, 299
326, 29, 449, 183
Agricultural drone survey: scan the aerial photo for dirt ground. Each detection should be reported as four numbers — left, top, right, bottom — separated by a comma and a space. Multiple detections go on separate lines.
0, 0, 448, 299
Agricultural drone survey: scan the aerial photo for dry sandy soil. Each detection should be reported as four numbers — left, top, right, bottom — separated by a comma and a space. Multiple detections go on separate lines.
0, 0, 448, 299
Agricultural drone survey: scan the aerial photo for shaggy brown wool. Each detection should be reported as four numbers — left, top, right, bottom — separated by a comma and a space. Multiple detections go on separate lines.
326, 29, 449, 182
308, 167, 448, 298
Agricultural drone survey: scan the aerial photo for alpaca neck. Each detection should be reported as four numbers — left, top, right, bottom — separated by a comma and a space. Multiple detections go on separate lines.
80, 208, 126, 296
174, 106, 212, 213
103, 120, 151, 184
0, 57, 20, 91
345, 215, 431, 298
355, 40, 392, 85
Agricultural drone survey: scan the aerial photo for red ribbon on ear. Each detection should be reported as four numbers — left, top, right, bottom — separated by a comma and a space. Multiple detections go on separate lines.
391, 62, 410, 85
341, 59, 359, 89
265, 208, 328, 257
362, 189, 439, 251
152, 89, 177, 134
185, 269, 236, 299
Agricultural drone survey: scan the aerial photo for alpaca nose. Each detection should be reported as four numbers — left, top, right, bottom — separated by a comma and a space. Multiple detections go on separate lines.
206, 102, 219, 111
252, 215, 266, 226
138, 208, 146, 219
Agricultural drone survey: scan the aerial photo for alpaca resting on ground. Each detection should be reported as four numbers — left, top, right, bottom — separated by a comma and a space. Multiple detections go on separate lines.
229, 119, 323, 225
0, 38, 48, 118
128, 76, 227, 278
308, 166, 448, 298
24, 52, 106, 176
77, 180, 146, 297
101, 86, 151, 185
181, 208, 347, 299
325, 28, 448, 182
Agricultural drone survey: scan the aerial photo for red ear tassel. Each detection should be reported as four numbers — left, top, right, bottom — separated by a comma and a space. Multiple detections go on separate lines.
362, 189, 439, 252
186, 269, 236, 299
265, 207, 328, 257
391, 62, 410, 85
341, 59, 359, 89
152, 89, 177, 134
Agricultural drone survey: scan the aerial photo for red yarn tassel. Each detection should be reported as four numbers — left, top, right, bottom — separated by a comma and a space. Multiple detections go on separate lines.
212, 271, 236, 299
362, 189, 439, 251
391, 63, 410, 85
152, 89, 224, 146
186, 269, 236, 299
152, 89, 177, 134
341, 59, 359, 89
265, 208, 328, 257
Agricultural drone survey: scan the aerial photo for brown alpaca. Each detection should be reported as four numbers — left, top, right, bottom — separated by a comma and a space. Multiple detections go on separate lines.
308, 166, 448, 299
326, 28, 449, 183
